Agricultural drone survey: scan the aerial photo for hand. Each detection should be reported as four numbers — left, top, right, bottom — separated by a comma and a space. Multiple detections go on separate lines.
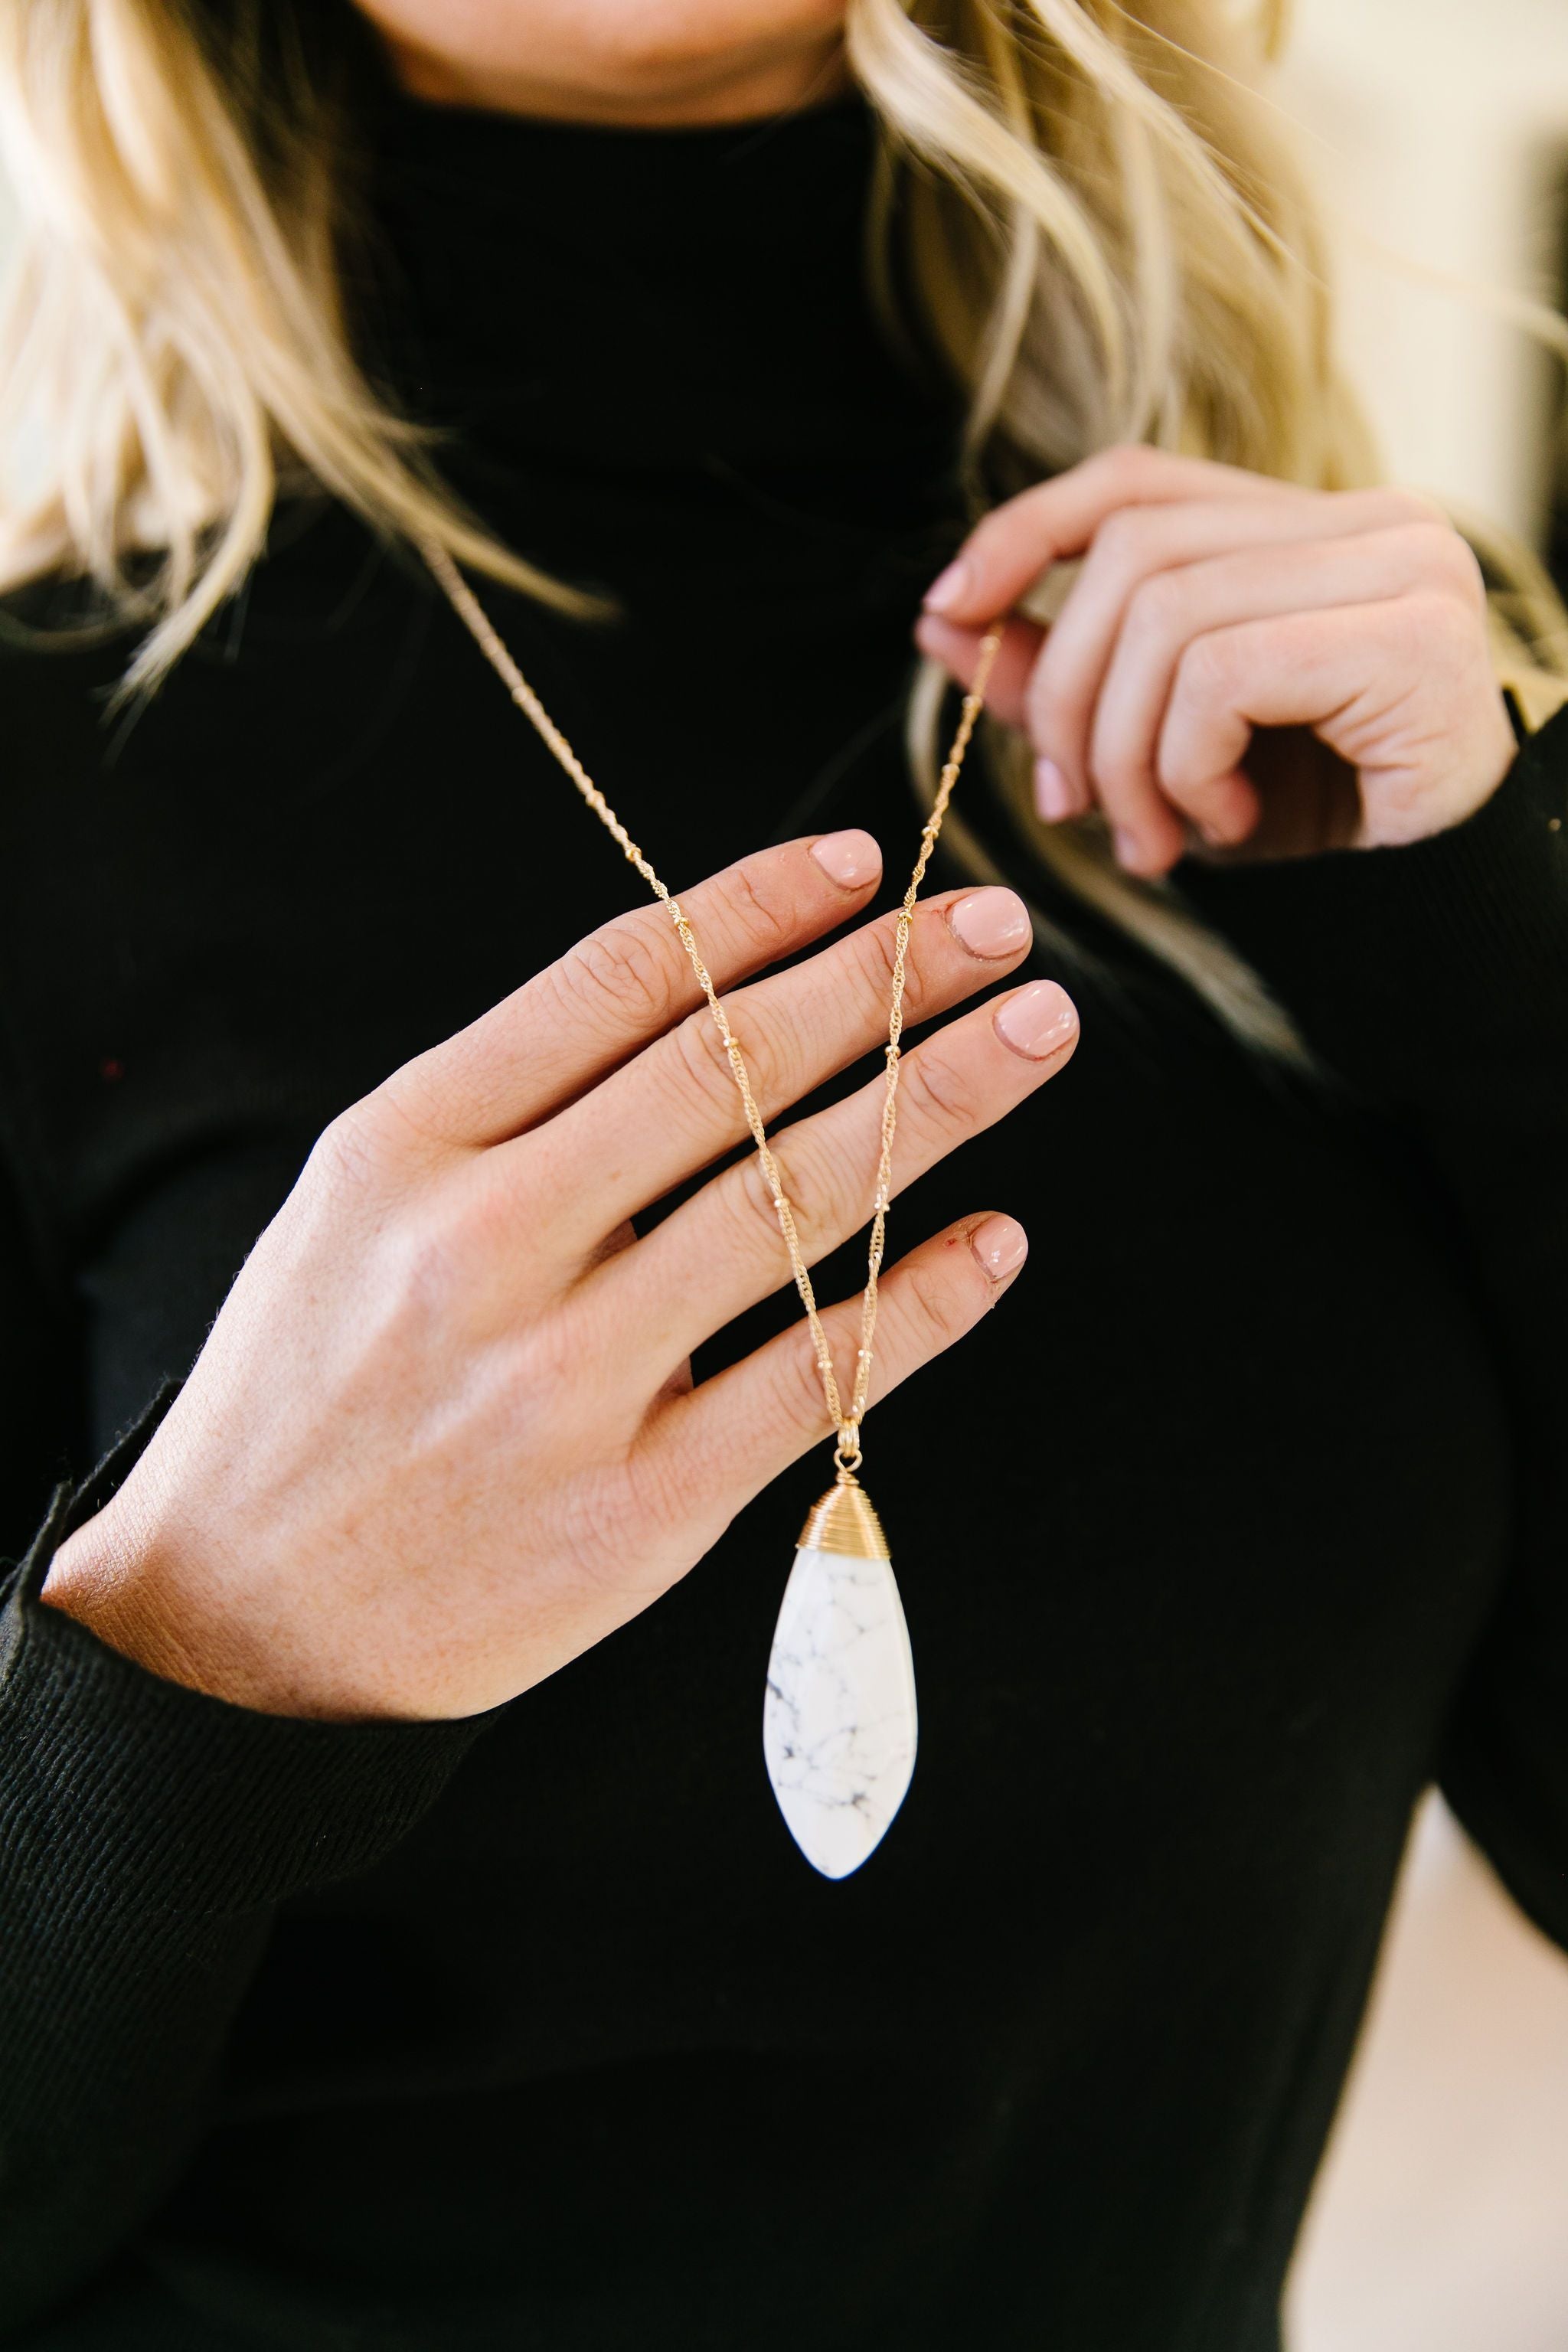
42, 835, 1077, 1721
916, 444, 1518, 877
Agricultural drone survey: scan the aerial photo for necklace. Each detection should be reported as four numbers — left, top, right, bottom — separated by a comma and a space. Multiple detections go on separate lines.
422, 538, 1002, 1877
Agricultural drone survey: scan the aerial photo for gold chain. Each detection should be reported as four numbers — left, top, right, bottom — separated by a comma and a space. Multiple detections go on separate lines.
420, 537, 1003, 1476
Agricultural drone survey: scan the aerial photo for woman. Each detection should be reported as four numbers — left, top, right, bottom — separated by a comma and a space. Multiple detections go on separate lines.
2, 1, 1565, 2344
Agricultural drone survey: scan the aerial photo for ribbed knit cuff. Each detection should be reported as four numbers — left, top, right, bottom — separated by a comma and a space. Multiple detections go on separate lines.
1176, 697, 1568, 1106
0, 1387, 492, 1920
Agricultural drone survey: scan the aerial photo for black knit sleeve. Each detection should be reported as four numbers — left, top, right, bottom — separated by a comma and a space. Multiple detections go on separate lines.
0, 1386, 490, 2338
1176, 695, 1568, 1948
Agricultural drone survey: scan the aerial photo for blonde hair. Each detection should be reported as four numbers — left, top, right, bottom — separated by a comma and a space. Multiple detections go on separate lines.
2, 0, 1565, 1051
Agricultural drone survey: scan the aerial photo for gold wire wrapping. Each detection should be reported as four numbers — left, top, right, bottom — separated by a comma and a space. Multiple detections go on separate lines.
796, 1478, 892, 1560
421, 537, 1003, 1475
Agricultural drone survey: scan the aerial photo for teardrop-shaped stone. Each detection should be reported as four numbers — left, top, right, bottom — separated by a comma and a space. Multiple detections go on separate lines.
763, 1546, 919, 1879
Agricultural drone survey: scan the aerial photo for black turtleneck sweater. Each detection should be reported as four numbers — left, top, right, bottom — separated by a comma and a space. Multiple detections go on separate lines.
3, 91, 1568, 2352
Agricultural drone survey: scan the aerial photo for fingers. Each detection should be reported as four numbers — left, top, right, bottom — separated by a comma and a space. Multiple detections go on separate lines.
1152, 595, 1481, 848
1084, 521, 1471, 867
916, 455, 1472, 880
646, 1211, 1032, 1517
921, 444, 1291, 626
914, 613, 1047, 733
518, 884, 1039, 1259
597, 976, 1078, 1371
1021, 492, 1426, 825
379, 831, 884, 1151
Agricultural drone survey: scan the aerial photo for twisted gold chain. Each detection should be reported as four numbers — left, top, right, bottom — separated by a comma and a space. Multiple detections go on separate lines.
421, 538, 1003, 1476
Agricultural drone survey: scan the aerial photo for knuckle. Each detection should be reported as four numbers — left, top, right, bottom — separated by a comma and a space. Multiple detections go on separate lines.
1154, 738, 1195, 795
767, 1320, 838, 1437
982, 475, 1060, 560
891, 909, 953, 1026
1379, 485, 1449, 531
308, 1102, 387, 1197
1093, 440, 1158, 495
724, 859, 798, 960
555, 915, 676, 1037
1090, 506, 1148, 576
1124, 567, 1181, 641
899, 1255, 970, 1351
765, 1139, 832, 1258
668, 1003, 753, 1125
381, 1173, 514, 1331
730, 1132, 841, 1262
792, 1130, 864, 1255
382, 1215, 463, 1333
506, 1308, 580, 1411
1382, 518, 1477, 594
724, 1146, 795, 1256
1158, 762, 1221, 813
1429, 527, 1488, 606
1174, 628, 1235, 702
897, 1047, 986, 1141
448, 1163, 528, 1265
623, 1442, 700, 1552
547, 1478, 632, 1595
1401, 586, 1478, 658
1008, 479, 1058, 540
845, 910, 902, 1010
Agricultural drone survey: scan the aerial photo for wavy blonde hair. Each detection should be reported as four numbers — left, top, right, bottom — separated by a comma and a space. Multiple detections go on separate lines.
2, 0, 1565, 1050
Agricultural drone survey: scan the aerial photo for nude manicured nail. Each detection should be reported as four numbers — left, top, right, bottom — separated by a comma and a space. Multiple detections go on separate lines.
809, 829, 881, 890
1034, 756, 1073, 822
993, 978, 1079, 1060
970, 1214, 1029, 1281
947, 887, 1031, 959
923, 557, 972, 614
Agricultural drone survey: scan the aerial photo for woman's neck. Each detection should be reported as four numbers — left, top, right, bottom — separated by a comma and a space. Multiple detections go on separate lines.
378, 24, 851, 129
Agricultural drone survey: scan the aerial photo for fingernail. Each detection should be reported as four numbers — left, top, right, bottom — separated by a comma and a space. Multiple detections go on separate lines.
1034, 756, 1073, 822
970, 1214, 1029, 1281
923, 557, 972, 614
946, 887, 1032, 959
1112, 826, 1144, 871
809, 829, 881, 890
994, 978, 1079, 1060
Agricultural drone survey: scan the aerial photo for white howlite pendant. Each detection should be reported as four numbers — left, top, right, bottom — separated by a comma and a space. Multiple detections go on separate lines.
763, 1478, 917, 1880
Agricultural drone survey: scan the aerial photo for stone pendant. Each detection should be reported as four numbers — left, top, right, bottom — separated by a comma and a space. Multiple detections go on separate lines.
762, 1478, 918, 1880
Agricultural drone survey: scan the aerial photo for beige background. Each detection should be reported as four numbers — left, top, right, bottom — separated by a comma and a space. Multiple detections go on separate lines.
2, 1, 1567, 2341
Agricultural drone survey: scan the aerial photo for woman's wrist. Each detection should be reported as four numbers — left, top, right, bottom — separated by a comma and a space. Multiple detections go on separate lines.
41, 1502, 328, 1721
44, 1504, 219, 1694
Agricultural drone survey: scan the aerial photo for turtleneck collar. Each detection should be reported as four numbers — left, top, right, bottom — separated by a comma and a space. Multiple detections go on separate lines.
358, 89, 962, 485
